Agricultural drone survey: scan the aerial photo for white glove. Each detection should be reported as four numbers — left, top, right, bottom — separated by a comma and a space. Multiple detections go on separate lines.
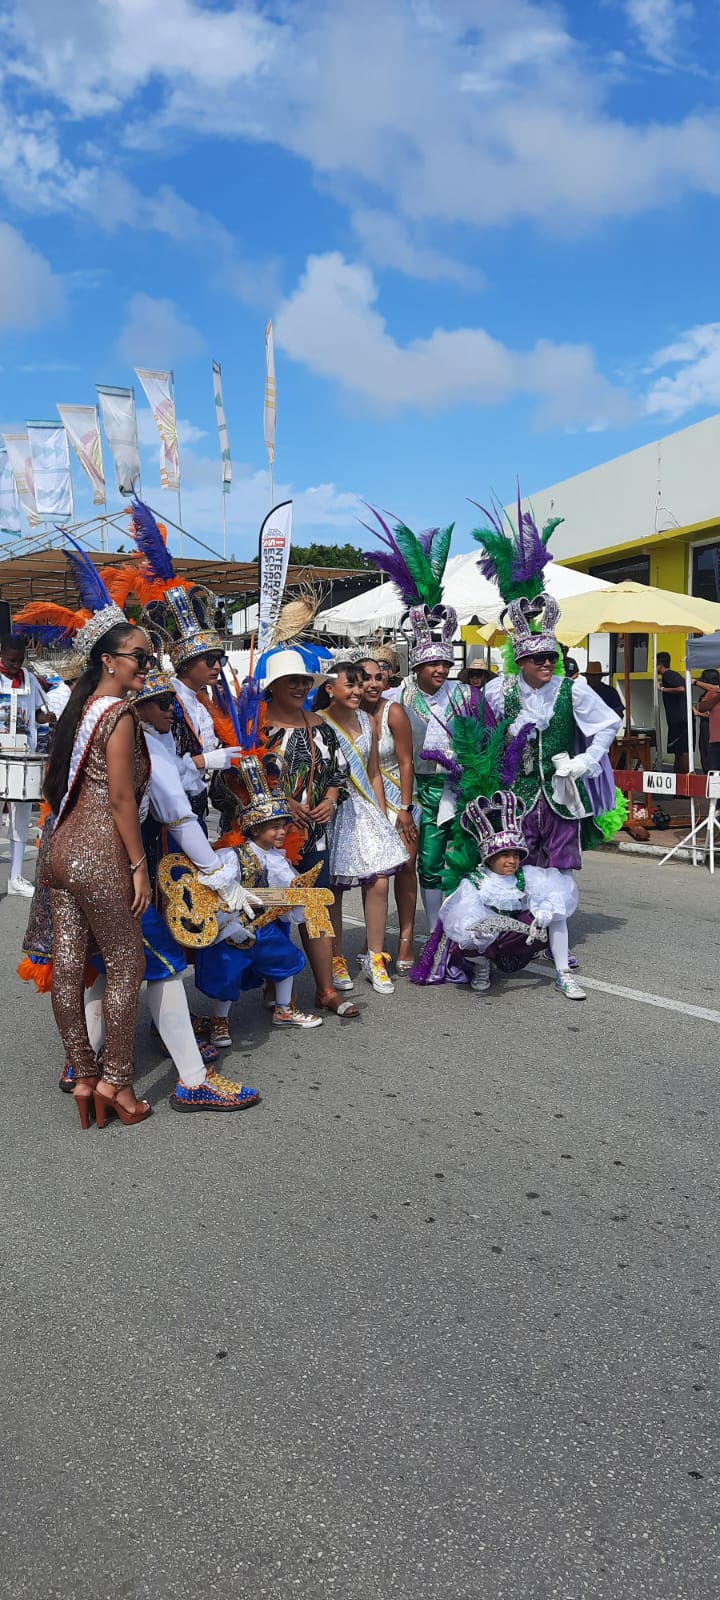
202, 747, 242, 772
552, 751, 572, 779
566, 754, 590, 780
218, 881, 264, 919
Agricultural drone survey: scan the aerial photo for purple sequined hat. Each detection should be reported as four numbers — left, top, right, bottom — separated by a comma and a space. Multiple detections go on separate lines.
407, 603, 457, 668
461, 790, 528, 863
506, 592, 560, 664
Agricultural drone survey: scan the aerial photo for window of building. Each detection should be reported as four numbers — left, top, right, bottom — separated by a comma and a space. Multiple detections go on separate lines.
691, 542, 720, 604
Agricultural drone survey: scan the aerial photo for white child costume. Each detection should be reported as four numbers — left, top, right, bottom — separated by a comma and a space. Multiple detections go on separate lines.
0, 662, 46, 894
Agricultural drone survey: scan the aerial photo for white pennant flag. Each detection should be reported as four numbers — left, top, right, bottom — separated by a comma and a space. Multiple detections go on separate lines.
27, 422, 73, 518
212, 360, 232, 493
2, 431, 42, 526
57, 404, 106, 506
264, 321, 277, 467
97, 385, 141, 496
135, 368, 180, 491
0, 447, 21, 534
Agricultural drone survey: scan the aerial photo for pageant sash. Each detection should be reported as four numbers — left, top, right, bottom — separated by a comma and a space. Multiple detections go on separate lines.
320, 714, 379, 810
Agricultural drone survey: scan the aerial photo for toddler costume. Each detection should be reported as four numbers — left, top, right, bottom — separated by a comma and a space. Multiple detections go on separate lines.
413, 791, 576, 992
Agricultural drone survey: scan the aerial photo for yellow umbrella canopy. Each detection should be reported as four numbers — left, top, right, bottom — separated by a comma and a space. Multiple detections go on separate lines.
551, 581, 720, 646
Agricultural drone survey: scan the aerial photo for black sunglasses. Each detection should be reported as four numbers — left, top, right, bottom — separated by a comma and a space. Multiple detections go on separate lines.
147, 692, 176, 711
201, 652, 227, 668
530, 653, 558, 667
112, 650, 155, 671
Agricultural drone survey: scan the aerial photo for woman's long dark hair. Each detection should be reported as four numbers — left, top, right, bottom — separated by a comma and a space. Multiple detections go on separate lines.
44, 622, 137, 814
314, 662, 362, 712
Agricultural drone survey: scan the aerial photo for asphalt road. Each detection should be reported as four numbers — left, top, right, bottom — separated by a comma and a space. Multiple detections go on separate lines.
1, 839, 719, 1600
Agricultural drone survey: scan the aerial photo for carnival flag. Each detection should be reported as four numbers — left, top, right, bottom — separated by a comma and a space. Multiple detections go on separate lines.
212, 360, 232, 493
57, 404, 105, 505
0, 448, 21, 534
2, 432, 42, 526
135, 368, 180, 491
257, 500, 292, 653
27, 422, 73, 518
97, 385, 141, 496
264, 321, 277, 468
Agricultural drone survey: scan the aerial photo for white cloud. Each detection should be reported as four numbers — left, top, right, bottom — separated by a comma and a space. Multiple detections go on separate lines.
646, 323, 720, 418
0, 222, 64, 329
275, 252, 634, 429
625, 0, 692, 65
118, 293, 206, 366
351, 210, 484, 286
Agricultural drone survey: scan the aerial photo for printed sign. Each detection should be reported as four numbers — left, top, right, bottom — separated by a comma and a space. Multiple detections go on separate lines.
257, 500, 292, 653
643, 772, 677, 795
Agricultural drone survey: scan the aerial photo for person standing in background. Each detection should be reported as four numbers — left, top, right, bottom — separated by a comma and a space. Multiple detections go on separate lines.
657, 651, 692, 775
585, 661, 625, 721
0, 634, 52, 896
694, 669, 720, 772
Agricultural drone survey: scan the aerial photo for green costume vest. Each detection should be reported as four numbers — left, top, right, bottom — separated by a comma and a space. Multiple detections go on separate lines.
503, 677, 592, 820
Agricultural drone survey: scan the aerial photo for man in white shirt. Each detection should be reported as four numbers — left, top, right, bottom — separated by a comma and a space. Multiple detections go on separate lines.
0, 635, 51, 895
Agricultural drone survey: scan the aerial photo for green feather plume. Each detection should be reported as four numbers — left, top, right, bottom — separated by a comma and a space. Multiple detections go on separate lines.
429, 524, 454, 585
443, 708, 511, 891
393, 525, 443, 608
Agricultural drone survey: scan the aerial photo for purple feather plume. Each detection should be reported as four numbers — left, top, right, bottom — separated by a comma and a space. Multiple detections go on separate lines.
420, 746, 462, 780
512, 509, 552, 587
417, 528, 437, 557
236, 674, 263, 752
130, 497, 176, 581
360, 504, 419, 605
63, 532, 114, 614
408, 921, 445, 985
500, 725, 533, 787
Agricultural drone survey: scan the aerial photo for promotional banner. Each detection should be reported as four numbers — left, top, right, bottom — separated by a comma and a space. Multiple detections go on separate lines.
27, 422, 73, 518
0, 447, 21, 534
57, 404, 105, 505
97, 384, 141, 496
2, 432, 42, 526
212, 360, 232, 492
264, 321, 277, 467
257, 500, 293, 652
135, 368, 180, 491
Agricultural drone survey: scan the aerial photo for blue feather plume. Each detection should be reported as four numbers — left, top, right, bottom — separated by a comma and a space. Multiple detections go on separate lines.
130, 497, 176, 581
235, 674, 264, 752
63, 532, 114, 613
214, 670, 244, 744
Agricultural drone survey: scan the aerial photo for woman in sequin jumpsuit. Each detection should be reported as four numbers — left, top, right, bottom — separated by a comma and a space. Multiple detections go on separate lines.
44, 623, 153, 1127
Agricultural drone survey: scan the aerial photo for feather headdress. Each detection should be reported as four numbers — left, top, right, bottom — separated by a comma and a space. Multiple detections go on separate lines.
14, 535, 128, 657
362, 506, 457, 668
470, 484, 564, 670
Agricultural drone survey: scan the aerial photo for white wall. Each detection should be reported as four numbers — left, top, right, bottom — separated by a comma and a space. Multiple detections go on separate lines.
516, 413, 720, 562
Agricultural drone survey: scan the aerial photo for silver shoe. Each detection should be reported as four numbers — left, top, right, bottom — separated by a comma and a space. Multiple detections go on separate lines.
554, 968, 586, 1001
469, 956, 492, 993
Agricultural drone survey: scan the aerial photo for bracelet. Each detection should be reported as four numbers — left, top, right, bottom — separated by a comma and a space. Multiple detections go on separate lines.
129, 853, 147, 873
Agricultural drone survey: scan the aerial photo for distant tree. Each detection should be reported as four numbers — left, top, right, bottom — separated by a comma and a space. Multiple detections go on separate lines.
289, 542, 370, 570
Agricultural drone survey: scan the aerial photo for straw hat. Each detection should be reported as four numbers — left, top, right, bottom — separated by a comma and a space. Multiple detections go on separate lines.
262, 648, 327, 691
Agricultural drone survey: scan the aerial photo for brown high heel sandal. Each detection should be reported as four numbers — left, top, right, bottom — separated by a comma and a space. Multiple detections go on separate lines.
315, 987, 360, 1019
93, 1084, 153, 1128
72, 1076, 100, 1130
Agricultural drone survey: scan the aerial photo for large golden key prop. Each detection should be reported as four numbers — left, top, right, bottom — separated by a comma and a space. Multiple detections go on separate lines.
158, 853, 335, 949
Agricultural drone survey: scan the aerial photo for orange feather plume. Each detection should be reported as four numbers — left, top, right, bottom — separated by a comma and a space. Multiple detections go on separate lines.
17, 955, 53, 993
13, 601, 89, 635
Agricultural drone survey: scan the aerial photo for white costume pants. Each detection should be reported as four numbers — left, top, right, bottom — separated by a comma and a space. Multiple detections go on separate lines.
9, 801, 31, 880
85, 972, 207, 1088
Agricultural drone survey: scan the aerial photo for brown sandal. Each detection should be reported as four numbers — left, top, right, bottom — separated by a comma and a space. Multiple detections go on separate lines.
315, 987, 360, 1019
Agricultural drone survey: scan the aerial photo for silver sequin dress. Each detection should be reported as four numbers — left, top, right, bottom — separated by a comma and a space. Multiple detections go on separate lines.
324, 710, 409, 886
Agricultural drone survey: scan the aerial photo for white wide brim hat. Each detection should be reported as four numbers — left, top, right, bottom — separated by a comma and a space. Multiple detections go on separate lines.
262, 648, 328, 691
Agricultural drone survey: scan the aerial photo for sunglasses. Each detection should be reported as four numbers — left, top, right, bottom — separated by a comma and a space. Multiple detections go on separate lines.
530, 653, 558, 667
200, 653, 227, 668
112, 650, 155, 671
147, 693, 176, 711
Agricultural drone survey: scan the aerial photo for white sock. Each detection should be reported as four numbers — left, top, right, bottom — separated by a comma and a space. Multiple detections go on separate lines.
548, 917, 569, 974
420, 887, 443, 931
274, 976, 293, 1008
147, 977, 206, 1088
84, 973, 107, 1054
213, 999, 232, 1019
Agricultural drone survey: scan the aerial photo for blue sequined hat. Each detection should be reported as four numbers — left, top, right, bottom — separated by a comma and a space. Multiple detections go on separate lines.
238, 754, 293, 831
162, 584, 223, 670
133, 663, 175, 704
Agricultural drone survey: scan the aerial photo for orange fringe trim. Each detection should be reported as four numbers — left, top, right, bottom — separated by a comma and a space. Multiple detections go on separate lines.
17, 955, 53, 993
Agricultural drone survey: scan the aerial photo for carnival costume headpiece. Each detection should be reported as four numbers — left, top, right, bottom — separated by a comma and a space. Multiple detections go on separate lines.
13, 535, 130, 662
132, 663, 177, 705
231, 672, 293, 830
470, 487, 563, 668
100, 497, 222, 670
461, 791, 528, 865
363, 509, 457, 668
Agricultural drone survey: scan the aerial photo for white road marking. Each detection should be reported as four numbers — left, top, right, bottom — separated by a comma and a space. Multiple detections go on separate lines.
343, 915, 720, 1024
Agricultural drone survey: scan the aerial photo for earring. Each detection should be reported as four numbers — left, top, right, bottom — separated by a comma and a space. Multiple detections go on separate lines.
108, 667, 115, 676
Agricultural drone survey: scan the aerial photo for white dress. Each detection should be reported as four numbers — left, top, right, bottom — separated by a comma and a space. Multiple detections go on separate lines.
441, 865, 579, 953
325, 710, 409, 886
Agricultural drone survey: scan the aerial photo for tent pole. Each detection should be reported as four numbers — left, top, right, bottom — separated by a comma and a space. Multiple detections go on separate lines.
685, 647, 698, 866
623, 632, 632, 734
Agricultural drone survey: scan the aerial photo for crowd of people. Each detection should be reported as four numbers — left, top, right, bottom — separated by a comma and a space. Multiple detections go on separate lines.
4, 497, 633, 1131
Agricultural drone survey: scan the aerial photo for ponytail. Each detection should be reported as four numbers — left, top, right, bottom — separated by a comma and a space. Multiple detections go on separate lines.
43, 622, 136, 814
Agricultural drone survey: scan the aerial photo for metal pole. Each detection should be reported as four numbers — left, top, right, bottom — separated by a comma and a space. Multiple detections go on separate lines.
171, 369, 183, 556
177, 487, 183, 557
222, 492, 228, 561
269, 461, 274, 510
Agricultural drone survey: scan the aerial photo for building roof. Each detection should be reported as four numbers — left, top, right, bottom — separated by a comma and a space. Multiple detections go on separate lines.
0, 549, 363, 606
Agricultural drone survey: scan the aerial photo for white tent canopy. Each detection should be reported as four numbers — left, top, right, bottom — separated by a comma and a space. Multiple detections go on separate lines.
315, 553, 613, 641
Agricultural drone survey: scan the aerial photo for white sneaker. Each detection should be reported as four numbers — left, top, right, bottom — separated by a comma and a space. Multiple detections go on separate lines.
362, 952, 395, 994
554, 969, 586, 1001
469, 956, 492, 992
8, 877, 34, 897
273, 1005, 323, 1029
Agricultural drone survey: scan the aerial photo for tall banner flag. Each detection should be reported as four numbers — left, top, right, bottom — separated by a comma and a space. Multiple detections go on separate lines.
264, 320, 277, 503
257, 500, 292, 652
135, 368, 180, 491
2, 432, 42, 526
0, 448, 21, 534
57, 404, 105, 505
27, 422, 73, 518
212, 360, 232, 493
97, 385, 141, 496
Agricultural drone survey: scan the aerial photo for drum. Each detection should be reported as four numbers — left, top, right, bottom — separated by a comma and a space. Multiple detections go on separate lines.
0, 752, 45, 801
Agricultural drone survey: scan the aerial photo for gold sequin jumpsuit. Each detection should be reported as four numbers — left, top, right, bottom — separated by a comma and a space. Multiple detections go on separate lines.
46, 699, 150, 1086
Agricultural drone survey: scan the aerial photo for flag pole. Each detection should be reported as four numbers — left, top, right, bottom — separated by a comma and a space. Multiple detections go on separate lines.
222, 492, 228, 561
170, 370, 184, 557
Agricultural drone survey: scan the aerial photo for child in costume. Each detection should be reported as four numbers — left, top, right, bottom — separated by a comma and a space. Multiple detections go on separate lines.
194, 712, 324, 1032
416, 791, 576, 994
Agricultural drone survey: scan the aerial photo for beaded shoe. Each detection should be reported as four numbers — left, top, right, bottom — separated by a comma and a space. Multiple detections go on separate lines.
272, 1004, 323, 1029
210, 1016, 232, 1049
170, 1078, 260, 1112
332, 956, 354, 991
362, 952, 395, 994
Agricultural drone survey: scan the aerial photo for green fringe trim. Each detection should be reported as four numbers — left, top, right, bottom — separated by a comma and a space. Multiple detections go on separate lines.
582, 787, 629, 850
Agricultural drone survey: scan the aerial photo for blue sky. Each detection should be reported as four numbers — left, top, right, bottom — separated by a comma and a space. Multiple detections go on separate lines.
1, 0, 719, 559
